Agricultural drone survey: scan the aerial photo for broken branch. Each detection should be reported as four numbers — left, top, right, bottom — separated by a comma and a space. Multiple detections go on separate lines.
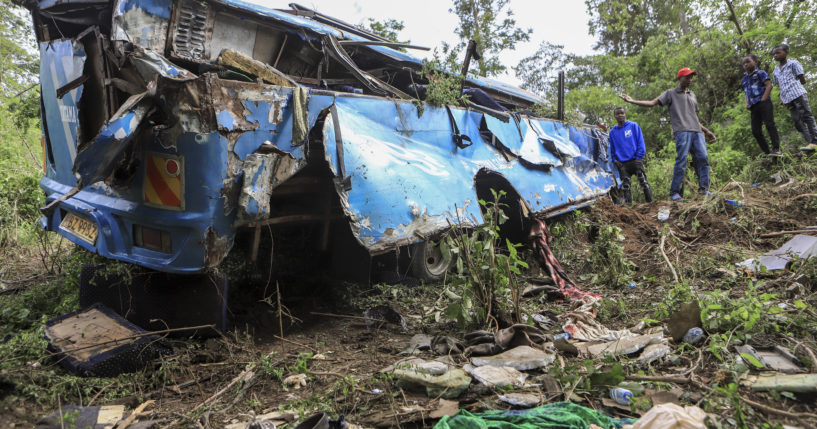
660, 232, 679, 283
760, 229, 817, 238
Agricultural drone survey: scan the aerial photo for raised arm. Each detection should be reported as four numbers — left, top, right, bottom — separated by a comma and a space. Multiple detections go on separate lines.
620, 93, 660, 107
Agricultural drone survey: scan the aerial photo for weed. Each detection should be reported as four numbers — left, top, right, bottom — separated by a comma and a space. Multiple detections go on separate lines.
288, 352, 313, 374
412, 59, 468, 116
442, 189, 528, 328
586, 225, 635, 288
259, 353, 284, 380
653, 280, 694, 321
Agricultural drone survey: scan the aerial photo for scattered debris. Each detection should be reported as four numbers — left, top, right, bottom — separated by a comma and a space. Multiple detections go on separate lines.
392, 367, 471, 399
562, 309, 642, 342
742, 373, 817, 392
580, 332, 664, 357
463, 364, 528, 388
738, 234, 817, 273
657, 207, 670, 222
622, 403, 708, 429
362, 305, 408, 332
382, 358, 451, 376
36, 405, 124, 429
636, 343, 671, 365
682, 327, 705, 346
44, 304, 172, 377
431, 336, 465, 355
736, 345, 804, 373
497, 393, 541, 408
291, 412, 348, 429
283, 374, 308, 389
402, 334, 433, 354
470, 346, 555, 371
609, 387, 633, 405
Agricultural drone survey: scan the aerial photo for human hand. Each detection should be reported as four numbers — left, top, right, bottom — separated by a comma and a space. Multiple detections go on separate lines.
745, 102, 750, 109
706, 132, 717, 143
619, 94, 633, 103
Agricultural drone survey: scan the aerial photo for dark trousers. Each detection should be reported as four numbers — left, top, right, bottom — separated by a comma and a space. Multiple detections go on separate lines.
749, 99, 780, 153
616, 159, 652, 204
788, 94, 817, 144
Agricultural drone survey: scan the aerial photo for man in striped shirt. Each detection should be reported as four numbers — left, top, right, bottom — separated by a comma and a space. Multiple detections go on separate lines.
772, 43, 817, 151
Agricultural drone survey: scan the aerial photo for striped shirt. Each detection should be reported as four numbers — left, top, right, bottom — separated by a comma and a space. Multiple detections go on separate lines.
773, 59, 807, 104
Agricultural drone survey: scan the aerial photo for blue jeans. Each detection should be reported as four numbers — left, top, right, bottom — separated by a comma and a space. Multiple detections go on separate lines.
670, 131, 709, 196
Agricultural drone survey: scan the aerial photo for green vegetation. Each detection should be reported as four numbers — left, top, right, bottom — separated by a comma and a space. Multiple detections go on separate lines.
442, 190, 528, 328
516, 0, 817, 200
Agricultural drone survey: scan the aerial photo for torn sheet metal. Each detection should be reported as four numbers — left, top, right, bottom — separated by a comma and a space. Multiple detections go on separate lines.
130, 47, 197, 81
321, 94, 615, 253
528, 119, 581, 159
484, 115, 562, 168
113, 0, 172, 52
73, 88, 153, 187
39, 40, 87, 185
737, 234, 817, 273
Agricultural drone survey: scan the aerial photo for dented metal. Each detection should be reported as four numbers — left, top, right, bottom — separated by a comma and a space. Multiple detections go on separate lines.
28, 0, 617, 274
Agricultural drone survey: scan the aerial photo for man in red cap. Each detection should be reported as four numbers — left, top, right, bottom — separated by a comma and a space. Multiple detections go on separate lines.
620, 67, 717, 201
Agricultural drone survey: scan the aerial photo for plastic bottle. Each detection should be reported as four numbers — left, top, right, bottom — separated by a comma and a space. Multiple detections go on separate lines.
609, 388, 633, 405
626, 281, 637, 289
725, 199, 745, 207
657, 207, 670, 222
683, 327, 705, 345
554, 333, 571, 341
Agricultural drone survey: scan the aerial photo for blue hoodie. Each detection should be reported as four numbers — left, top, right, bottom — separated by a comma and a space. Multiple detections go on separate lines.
608, 121, 646, 163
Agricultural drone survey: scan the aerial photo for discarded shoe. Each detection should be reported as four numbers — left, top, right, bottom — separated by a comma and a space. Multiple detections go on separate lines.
670, 194, 682, 201
799, 143, 817, 152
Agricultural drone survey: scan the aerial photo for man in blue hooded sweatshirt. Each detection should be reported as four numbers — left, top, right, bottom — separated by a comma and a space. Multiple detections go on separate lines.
609, 107, 653, 204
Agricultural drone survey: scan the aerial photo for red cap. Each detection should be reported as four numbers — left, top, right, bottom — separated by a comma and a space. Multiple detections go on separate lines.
677, 67, 697, 78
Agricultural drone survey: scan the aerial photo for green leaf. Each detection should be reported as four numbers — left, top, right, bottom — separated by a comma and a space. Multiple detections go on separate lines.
740, 353, 764, 369
794, 300, 807, 310
589, 364, 625, 387
440, 239, 451, 262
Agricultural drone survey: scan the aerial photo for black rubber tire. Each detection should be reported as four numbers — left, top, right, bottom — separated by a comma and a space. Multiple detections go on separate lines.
409, 240, 453, 282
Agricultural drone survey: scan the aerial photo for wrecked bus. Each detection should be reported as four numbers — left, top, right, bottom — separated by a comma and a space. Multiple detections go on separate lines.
25, 0, 617, 288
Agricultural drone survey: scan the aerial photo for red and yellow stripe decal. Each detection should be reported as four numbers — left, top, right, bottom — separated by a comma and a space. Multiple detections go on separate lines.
144, 154, 183, 209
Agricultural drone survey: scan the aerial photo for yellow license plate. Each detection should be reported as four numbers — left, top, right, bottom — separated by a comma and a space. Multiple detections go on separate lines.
60, 212, 98, 245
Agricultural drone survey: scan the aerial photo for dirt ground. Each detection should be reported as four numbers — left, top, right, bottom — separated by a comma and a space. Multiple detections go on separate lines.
3, 168, 817, 428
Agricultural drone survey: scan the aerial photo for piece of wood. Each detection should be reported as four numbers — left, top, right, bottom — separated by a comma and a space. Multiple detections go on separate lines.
760, 229, 817, 238
660, 233, 679, 283
193, 369, 256, 412
113, 400, 155, 429
625, 375, 691, 384
218, 49, 297, 88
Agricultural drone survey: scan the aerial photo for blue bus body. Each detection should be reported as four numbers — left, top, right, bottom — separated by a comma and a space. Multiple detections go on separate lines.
27, 0, 617, 275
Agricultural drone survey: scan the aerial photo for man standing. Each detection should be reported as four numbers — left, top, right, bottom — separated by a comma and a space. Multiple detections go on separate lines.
620, 68, 717, 201
772, 43, 817, 151
609, 107, 653, 204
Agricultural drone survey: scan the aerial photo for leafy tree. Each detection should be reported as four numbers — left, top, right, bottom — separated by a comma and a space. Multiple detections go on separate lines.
0, 0, 39, 130
0, 1, 37, 93
513, 42, 569, 95
444, 0, 531, 77
584, 0, 696, 56
360, 18, 407, 44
